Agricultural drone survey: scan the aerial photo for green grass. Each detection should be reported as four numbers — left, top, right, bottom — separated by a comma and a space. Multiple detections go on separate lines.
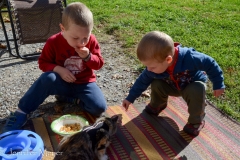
69, 0, 240, 121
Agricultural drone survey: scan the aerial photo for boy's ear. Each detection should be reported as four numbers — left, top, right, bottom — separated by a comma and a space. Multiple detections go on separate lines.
166, 55, 173, 64
59, 23, 65, 31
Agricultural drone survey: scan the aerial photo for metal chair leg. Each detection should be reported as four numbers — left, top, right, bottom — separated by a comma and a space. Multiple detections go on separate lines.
0, 8, 17, 57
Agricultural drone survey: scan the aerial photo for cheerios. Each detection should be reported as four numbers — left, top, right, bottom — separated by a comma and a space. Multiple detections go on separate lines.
59, 123, 81, 132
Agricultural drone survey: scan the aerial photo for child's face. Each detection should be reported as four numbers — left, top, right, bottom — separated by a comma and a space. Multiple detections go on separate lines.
141, 57, 172, 74
60, 23, 91, 49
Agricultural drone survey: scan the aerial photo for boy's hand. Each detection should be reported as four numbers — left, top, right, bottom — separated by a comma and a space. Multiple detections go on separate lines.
214, 88, 225, 97
54, 66, 76, 83
75, 47, 89, 59
122, 99, 131, 111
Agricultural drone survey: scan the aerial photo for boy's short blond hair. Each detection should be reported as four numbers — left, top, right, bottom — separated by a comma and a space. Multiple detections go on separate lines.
62, 2, 93, 30
137, 31, 174, 62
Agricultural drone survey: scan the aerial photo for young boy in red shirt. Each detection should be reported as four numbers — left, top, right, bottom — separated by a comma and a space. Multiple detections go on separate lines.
2, 2, 107, 133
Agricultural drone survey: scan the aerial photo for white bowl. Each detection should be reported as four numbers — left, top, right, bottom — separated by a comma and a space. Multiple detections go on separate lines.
50, 115, 89, 136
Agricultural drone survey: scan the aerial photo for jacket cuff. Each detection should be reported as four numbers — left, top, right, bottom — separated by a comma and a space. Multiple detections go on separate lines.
126, 94, 136, 104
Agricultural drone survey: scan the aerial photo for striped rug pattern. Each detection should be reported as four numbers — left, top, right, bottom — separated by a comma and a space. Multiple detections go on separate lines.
24, 96, 240, 160
105, 97, 240, 160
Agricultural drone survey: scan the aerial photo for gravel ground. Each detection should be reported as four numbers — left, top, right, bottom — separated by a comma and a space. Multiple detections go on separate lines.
0, 27, 150, 122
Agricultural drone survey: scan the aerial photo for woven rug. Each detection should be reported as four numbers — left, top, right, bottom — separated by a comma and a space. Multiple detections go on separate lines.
10, 97, 240, 159
106, 97, 240, 160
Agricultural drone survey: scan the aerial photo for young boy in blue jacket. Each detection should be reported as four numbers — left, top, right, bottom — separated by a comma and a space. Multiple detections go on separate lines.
122, 31, 225, 136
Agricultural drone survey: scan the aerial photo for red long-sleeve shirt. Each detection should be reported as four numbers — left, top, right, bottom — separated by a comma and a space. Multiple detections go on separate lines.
38, 32, 104, 84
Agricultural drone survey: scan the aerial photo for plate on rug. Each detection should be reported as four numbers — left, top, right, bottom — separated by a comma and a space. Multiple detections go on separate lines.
50, 114, 89, 136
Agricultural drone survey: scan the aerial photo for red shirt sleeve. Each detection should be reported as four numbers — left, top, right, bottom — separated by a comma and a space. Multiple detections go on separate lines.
84, 35, 104, 70
38, 34, 59, 72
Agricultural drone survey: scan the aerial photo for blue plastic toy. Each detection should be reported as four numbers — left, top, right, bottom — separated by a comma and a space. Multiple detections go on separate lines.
0, 130, 44, 160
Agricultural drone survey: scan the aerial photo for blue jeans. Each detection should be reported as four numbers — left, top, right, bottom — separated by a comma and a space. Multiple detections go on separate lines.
18, 72, 107, 116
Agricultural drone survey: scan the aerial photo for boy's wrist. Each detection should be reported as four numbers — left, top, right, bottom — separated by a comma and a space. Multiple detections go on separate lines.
83, 53, 91, 62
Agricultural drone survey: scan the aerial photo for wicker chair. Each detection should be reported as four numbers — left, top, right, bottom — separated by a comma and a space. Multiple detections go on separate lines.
0, 0, 66, 59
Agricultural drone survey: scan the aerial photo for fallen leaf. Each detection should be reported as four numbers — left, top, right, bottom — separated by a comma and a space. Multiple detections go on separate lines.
0, 43, 7, 49
126, 83, 133, 88
36, 48, 42, 53
112, 74, 123, 79
141, 89, 150, 97
3, 17, 10, 23
123, 68, 130, 72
